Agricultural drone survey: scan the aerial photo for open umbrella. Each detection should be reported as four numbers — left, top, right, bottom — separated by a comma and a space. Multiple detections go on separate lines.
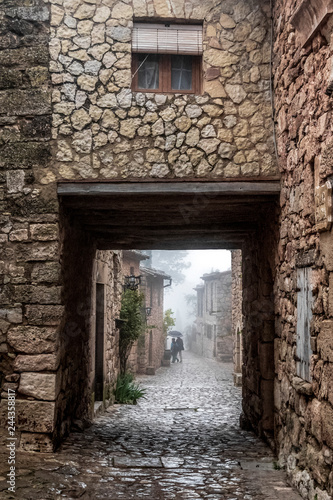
167, 330, 183, 337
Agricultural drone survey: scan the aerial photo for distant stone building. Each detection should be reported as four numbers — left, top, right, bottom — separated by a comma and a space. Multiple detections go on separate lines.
192, 270, 232, 361
122, 250, 148, 374
140, 266, 171, 374
231, 250, 243, 386
122, 251, 171, 374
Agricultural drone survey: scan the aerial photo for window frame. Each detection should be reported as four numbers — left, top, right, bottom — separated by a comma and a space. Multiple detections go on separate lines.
131, 53, 202, 94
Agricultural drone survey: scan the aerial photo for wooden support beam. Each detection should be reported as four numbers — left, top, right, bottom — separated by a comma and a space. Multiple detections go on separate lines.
58, 181, 280, 197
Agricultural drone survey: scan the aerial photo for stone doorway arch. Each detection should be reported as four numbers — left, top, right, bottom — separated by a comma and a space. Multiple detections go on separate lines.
54, 180, 279, 448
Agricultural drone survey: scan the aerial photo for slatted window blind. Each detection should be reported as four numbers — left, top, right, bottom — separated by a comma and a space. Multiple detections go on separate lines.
132, 23, 203, 55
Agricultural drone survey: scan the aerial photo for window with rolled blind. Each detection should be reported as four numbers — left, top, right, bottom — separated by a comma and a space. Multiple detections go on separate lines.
132, 23, 203, 55
131, 23, 202, 94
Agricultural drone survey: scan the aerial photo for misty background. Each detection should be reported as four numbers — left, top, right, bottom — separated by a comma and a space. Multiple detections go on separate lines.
144, 250, 231, 333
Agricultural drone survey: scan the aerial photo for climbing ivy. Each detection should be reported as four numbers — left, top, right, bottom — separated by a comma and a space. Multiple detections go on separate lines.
119, 288, 145, 375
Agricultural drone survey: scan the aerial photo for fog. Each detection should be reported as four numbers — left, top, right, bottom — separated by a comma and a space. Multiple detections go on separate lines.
149, 249, 231, 333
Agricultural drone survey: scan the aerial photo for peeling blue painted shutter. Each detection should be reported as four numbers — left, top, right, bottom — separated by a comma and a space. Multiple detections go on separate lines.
296, 267, 313, 381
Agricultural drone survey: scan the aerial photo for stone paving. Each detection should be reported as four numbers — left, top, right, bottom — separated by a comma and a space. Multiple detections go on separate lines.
0, 352, 302, 500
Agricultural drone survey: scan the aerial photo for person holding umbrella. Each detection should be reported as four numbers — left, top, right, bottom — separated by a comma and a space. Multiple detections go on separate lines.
168, 331, 183, 363
170, 337, 179, 363
176, 336, 184, 362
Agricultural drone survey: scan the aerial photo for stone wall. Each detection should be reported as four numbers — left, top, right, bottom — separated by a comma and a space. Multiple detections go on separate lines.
55, 217, 122, 447
0, 0, 58, 452
273, 1, 333, 497
241, 205, 278, 443
49, 0, 277, 181
122, 254, 166, 374
232, 249, 243, 385
122, 250, 145, 373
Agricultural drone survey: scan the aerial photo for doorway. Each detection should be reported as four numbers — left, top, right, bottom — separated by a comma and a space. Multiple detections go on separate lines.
58, 180, 279, 442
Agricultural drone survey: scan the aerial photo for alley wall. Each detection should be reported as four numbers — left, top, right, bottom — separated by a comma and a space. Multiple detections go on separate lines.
273, 1, 333, 497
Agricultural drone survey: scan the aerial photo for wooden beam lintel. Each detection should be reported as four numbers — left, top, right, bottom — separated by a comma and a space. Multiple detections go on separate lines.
58, 181, 280, 197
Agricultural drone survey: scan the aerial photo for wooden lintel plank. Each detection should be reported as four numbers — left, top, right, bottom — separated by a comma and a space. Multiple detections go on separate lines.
85, 225, 255, 235
97, 240, 243, 250
58, 181, 280, 197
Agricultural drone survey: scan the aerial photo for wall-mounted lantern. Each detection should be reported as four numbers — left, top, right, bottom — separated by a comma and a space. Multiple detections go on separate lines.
145, 306, 152, 317
124, 274, 141, 290
115, 318, 127, 329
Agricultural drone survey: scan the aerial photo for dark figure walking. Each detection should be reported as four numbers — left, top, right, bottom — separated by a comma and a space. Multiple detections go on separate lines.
170, 338, 179, 363
176, 337, 184, 362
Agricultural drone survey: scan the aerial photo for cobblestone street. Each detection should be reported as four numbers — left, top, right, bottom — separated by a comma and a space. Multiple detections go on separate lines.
1, 352, 302, 499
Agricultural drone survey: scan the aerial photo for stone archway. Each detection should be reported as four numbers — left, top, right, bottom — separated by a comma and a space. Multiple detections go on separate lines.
56, 180, 279, 445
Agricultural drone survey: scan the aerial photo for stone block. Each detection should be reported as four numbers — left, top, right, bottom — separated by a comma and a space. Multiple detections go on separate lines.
30, 224, 58, 241
19, 372, 59, 401
317, 320, 333, 362
20, 432, 54, 452
0, 400, 55, 433
329, 273, 333, 317
320, 231, 333, 271
7, 326, 57, 354
106, 26, 131, 42
259, 342, 274, 379
14, 354, 60, 372
0, 307, 22, 324
0, 142, 50, 168
260, 379, 274, 430
14, 285, 62, 304
310, 399, 322, 443
6, 6, 50, 22
292, 376, 313, 396
0, 47, 49, 67
0, 68, 23, 89
274, 378, 281, 410
321, 402, 333, 448
262, 320, 275, 342
31, 262, 61, 283
25, 305, 64, 325
9, 229, 28, 242
16, 242, 59, 262
0, 89, 51, 116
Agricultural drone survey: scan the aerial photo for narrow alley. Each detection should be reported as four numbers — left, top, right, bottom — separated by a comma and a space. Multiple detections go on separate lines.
1, 352, 302, 500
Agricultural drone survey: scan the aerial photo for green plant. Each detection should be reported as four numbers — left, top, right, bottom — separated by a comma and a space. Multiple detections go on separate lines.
119, 289, 145, 375
163, 308, 176, 336
273, 461, 282, 470
114, 373, 146, 404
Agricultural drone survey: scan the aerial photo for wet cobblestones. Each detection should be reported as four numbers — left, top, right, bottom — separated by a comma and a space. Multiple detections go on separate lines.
0, 352, 302, 499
